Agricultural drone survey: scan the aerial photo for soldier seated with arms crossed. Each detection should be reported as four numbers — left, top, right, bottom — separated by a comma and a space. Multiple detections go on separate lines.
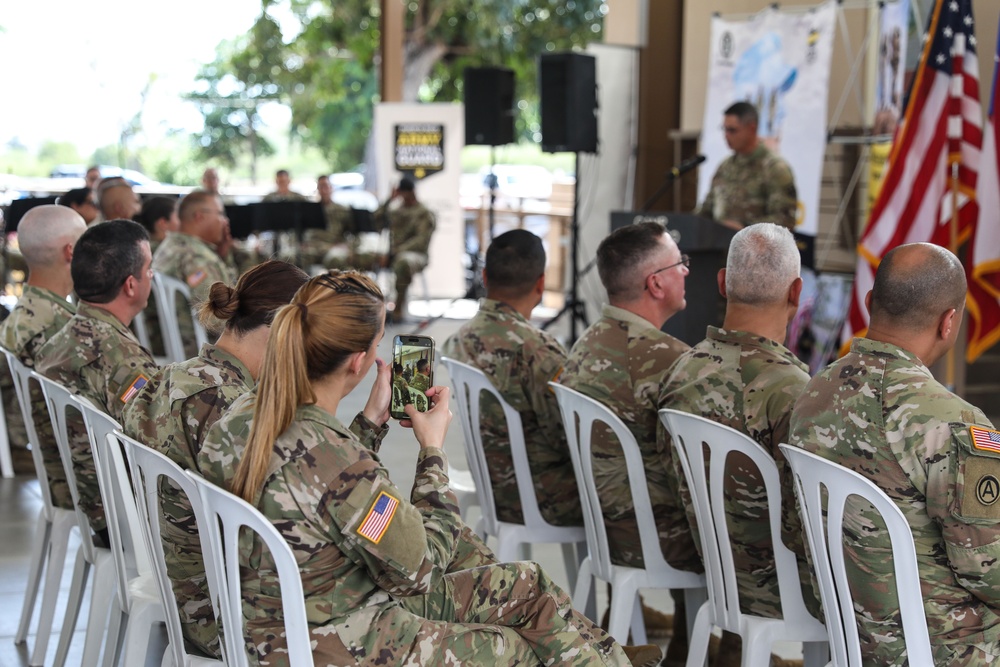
789, 243, 1000, 665
194, 270, 660, 667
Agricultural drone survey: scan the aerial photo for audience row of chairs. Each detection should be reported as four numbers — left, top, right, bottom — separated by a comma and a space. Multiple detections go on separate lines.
441, 356, 934, 667
133, 273, 209, 365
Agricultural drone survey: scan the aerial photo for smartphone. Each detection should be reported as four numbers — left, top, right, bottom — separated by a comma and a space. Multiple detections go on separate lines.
391, 334, 435, 420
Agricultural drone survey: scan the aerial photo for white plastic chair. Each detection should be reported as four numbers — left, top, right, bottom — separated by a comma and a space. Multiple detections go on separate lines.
551, 384, 707, 645
660, 410, 828, 667
441, 357, 586, 589
121, 434, 225, 666
35, 371, 119, 667
152, 272, 209, 363
4, 350, 80, 666
79, 400, 167, 667
447, 464, 479, 522
780, 444, 934, 667
188, 471, 315, 667
132, 309, 168, 366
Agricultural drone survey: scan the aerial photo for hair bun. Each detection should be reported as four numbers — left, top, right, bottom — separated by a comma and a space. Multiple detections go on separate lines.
207, 282, 240, 320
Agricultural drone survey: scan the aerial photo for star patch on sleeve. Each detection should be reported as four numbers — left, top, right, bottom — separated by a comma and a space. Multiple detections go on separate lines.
119, 374, 148, 403
356, 491, 399, 544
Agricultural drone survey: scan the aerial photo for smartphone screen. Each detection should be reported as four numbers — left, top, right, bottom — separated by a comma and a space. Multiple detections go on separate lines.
391, 334, 435, 420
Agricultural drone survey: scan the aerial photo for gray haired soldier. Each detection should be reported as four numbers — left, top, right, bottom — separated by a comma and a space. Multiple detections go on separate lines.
36, 219, 158, 543
789, 243, 1000, 666
0, 206, 86, 483
659, 223, 814, 666
442, 229, 582, 528
697, 102, 798, 231
121, 260, 308, 657
560, 221, 695, 654
152, 190, 236, 359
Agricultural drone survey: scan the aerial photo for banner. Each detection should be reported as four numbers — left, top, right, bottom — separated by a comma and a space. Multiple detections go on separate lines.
698, 0, 836, 237
373, 103, 464, 298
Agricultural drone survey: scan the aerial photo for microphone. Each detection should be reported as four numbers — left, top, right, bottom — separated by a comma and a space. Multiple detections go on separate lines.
669, 154, 707, 178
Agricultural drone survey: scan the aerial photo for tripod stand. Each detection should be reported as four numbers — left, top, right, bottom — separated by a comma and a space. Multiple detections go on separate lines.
542, 151, 588, 343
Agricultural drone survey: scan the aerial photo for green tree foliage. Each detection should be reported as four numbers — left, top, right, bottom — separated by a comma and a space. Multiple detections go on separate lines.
191, 0, 605, 171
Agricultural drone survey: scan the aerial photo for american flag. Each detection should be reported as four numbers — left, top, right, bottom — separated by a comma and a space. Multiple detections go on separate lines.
970, 425, 1000, 454
357, 491, 399, 543
843, 0, 982, 346
967, 15, 1000, 362
119, 375, 148, 403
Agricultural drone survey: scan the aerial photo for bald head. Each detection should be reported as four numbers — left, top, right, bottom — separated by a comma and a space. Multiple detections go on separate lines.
100, 183, 140, 220
725, 223, 800, 305
18, 205, 87, 268
870, 243, 966, 332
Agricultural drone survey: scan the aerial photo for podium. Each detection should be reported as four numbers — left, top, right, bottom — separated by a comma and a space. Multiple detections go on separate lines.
610, 211, 735, 347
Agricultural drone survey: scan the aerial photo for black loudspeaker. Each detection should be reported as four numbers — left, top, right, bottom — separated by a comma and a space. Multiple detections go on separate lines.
464, 67, 515, 146
539, 53, 598, 153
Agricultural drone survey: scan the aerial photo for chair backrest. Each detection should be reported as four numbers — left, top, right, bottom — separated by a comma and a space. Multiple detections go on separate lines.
441, 356, 553, 535
660, 409, 823, 633
153, 272, 208, 363
3, 349, 58, 510
132, 309, 153, 352
122, 434, 226, 667
188, 472, 314, 667
34, 371, 100, 562
552, 384, 700, 583
779, 444, 933, 667
79, 399, 152, 615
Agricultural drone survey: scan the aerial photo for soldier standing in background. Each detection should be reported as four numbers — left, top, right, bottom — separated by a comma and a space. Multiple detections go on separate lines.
789, 243, 1000, 666
697, 102, 798, 231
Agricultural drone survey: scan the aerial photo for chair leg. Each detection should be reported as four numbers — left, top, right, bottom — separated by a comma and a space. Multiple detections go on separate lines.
684, 599, 713, 667
102, 604, 126, 667
629, 593, 647, 646
80, 560, 117, 667
28, 516, 74, 666
121, 601, 165, 667
802, 641, 829, 667
608, 580, 637, 645
52, 548, 91, 667
16, 511, 51, 642
572, 557, 595, 621
740, 629, 773, 667
560, 542, 581, 593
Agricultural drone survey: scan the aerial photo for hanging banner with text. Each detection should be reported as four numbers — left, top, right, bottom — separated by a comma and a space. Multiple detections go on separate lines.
374, 104, 464, 298
698, 0, 836, 238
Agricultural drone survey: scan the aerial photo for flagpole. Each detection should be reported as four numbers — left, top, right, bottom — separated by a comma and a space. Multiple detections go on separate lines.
948, 159, 959, 389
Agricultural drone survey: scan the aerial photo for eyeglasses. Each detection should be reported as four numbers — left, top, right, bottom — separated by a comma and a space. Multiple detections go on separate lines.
644, 255, 690, 290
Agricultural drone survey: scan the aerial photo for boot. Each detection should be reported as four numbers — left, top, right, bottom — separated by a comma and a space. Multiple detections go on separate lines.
623, 644, 663, 667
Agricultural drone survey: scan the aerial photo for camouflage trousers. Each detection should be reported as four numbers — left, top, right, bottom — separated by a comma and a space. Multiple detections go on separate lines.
326, 251, 427, 309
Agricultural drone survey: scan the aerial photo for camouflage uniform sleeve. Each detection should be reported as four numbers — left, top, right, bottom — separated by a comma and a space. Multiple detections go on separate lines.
324, 446, 461, 598
932, 422, 1000, 606
348, 412, 389, 453
102, 350, 159, 421
763, 158, 798, 230
394, 208, 436, 256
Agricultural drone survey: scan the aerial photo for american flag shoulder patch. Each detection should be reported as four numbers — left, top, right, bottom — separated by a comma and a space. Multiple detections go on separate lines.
119, 374, 148, 403
971, 426, 1000, 455
187, 270, 207, 287
356, 491, 399, 544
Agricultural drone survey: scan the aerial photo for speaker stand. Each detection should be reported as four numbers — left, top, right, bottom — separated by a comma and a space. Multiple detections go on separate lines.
543, 151, 588, 343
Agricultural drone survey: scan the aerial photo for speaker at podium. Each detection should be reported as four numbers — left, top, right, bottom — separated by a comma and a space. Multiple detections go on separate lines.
610, 211, 735, 347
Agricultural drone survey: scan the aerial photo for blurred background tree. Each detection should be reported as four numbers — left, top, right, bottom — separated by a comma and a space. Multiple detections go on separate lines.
187, 0, 606, 172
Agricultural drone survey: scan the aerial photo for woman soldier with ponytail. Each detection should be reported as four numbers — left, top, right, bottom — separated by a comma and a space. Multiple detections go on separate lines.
122, 259, 309, 658
197, 269, 654, 667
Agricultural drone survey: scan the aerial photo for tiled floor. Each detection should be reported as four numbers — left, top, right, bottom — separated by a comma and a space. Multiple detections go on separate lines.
0, 305, 804, 666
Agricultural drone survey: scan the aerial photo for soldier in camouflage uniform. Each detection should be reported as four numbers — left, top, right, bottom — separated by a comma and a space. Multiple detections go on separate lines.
197, 271, 656, 667
442, 229, 582, 527
261, 169, 308, 203
134, 196, 181, 357
152, 190, 236, 359
660, 224, 818, 665
0, 206, 85, 487
297, 174, 353, 267
121, 260, 308, 658
697, 102, 798, 231
561, 222, 695, 656
331, 177, 435, 321
36, 219, 158, 540
789, 243, 1000, 666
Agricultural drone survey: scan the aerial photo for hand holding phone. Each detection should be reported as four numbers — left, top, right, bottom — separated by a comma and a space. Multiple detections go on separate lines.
391, 335, 435, 420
